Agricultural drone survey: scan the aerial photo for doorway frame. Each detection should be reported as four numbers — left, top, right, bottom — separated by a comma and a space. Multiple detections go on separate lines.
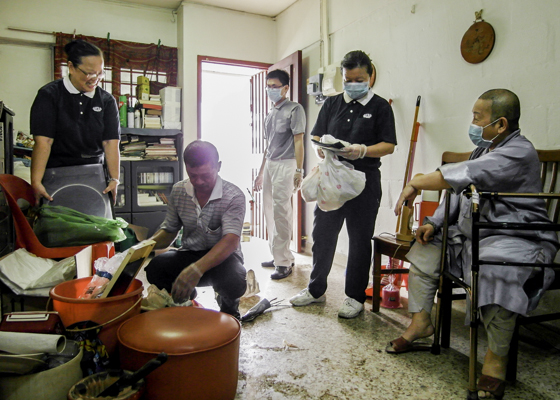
196, 55, 272, 140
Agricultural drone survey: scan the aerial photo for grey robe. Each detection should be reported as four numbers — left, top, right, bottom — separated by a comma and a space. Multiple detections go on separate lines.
426, 130, 559, 315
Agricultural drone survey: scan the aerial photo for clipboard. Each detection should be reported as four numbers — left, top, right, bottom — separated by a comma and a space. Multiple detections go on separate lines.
311, 139, 346, 152
98, 240, 156, 298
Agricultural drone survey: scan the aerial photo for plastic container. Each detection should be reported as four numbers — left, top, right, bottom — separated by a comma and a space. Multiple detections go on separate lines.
119, 96, 127, 127
50, 278, 143, 356
134, 110, 141, 128
127, 108, 134, 128
381, 281, 402, 309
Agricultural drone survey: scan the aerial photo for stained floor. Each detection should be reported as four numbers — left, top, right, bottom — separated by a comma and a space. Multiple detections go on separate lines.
138, 238, 560, 400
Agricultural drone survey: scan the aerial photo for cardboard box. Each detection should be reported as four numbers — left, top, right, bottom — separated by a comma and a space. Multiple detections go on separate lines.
162, 101, 181, 121
159, 86, 181, 103
137, 76, 149, 85
136, 84, 150, 99
162, 121, 181, 129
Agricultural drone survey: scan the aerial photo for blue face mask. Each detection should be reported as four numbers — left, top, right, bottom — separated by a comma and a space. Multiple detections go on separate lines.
468, 118, 501, 148
343, 82, 369, 100
266, 87, 284, 103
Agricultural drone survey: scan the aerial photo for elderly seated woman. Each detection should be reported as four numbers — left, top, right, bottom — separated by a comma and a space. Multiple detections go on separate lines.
386, 89, 559, 399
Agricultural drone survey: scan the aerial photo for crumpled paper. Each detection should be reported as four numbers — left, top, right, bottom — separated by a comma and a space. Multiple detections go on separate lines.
141, 284, 192, 311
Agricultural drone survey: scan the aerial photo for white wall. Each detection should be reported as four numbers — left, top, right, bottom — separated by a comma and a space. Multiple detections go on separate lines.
0, 0, 178, 134
178, 3, 276, 145
275, 0, 560, 257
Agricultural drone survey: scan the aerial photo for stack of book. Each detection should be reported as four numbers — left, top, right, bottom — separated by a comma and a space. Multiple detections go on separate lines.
121, 137, 147, 160
138, 95, 163, 129
144, 138, 178, 160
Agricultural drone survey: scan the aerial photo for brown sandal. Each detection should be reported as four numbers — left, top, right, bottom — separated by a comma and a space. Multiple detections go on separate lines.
477, 374, 505, 399
385, 337, 431, 354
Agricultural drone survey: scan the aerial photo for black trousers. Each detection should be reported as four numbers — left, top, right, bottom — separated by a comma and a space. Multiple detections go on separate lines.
309, 169, 381, 304
145, 249, 247, 317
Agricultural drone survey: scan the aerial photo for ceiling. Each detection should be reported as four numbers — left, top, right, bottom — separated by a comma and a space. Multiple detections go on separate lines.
104, 0, 299, 18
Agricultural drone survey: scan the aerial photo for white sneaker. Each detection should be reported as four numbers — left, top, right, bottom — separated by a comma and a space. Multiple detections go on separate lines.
289, 288, 326, 306
338, 298, 364, 318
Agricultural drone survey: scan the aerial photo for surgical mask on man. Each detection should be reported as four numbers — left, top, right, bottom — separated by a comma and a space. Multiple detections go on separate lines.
468, 118, 501, 148
266, 87, 284, 103
343, 82, 370, 100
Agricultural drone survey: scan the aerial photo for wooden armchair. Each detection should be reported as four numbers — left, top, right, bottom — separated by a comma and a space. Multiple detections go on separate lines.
431, 149, 560, 397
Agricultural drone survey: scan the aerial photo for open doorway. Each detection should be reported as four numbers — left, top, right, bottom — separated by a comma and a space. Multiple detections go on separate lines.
198, 57, 269, 222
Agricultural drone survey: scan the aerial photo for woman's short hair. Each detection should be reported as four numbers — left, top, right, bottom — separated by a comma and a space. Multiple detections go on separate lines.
64, 40, 103, 67
183, 140, 220, 168
341, 50, 373, 76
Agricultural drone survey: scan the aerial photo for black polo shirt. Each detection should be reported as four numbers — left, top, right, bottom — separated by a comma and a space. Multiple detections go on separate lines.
30, 77, 120, 168
311, 91, 396, 171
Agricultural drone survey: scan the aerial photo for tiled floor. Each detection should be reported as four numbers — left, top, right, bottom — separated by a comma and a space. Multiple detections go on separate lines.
137, 238, 560, 400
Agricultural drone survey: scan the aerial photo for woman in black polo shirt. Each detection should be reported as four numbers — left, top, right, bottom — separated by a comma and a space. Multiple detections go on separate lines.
30, 39, 120, 203
290, 50, 397, 318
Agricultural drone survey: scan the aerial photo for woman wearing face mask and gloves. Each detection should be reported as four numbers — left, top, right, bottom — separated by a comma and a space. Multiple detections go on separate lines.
30, 39, 121, 204
289, 50, 397, 319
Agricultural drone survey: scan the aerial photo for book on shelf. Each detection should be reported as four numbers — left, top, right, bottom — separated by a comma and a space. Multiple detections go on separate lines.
138, 99, 162, 106
157, 192, 169, 204
146, 109, 162, 115
160, 138, 175, 144
122, 141, 147, 151
139, 103, 163, 111
121, 150, 145, 157
143, 155, 178, 161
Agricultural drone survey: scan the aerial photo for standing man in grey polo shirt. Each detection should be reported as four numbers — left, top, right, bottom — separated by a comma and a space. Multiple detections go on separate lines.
254, 69, 306, 280
146, 140, 247, 319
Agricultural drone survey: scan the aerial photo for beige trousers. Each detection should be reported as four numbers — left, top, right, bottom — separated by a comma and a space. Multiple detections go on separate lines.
407, 240, 517, 357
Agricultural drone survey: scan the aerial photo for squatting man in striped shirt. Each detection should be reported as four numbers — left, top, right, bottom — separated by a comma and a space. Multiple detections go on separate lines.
145, 140, 247, 319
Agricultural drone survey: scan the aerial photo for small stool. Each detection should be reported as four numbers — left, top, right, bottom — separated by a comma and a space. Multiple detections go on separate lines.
117, 307, 241, 400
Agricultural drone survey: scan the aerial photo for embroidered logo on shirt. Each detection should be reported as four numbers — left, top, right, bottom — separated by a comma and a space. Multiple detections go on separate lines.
92, 107, 102, 112
363, 113, 372, 118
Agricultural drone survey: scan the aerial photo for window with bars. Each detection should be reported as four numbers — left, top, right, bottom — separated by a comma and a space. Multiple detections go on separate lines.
54, 33, 178, 105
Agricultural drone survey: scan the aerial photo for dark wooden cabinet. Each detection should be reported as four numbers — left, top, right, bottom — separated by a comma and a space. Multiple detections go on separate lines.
115, 128, 183, 237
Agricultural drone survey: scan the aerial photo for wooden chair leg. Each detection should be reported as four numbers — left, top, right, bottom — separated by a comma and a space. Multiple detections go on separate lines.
440, 276, 453, 348
372, 246, 382, 312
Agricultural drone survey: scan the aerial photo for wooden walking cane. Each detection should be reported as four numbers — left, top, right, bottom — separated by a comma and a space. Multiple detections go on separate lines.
395, 96, 422, 241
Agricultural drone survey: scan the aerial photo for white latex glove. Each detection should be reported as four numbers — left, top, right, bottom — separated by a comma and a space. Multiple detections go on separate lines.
339, 144, 367, 160
293, 171, 303, 191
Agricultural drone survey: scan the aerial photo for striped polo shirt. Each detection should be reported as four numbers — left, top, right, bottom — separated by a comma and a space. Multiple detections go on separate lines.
160, 176, 246, 259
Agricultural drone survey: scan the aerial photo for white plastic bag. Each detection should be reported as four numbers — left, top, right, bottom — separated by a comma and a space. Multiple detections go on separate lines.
301, 166, 321, 202
316, 150, 366, 211
0, 249, 76, 296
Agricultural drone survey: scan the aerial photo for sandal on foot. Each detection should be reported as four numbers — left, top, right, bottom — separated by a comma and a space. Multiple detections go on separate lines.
477, 374, 505, 399
385, 337, 432, 354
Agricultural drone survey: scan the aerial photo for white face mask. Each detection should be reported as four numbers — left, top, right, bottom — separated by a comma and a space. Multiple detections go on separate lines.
266, 87, 284, 103
468, 118, 501, 148
343, 82, 369, 100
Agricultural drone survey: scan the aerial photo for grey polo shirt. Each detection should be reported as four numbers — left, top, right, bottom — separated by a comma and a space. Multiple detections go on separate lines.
161, 176, 246, 259
264, 99, 306, 160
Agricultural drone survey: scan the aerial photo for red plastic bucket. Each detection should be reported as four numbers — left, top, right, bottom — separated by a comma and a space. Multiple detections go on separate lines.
50, 277, 143, 356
